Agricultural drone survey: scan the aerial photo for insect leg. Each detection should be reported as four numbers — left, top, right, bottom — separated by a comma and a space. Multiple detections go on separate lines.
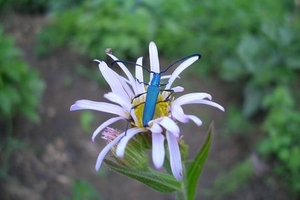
160, 89, 174, 101
124, 103, 142, 136
136, 78, 150, 86
131, 92, 147, 103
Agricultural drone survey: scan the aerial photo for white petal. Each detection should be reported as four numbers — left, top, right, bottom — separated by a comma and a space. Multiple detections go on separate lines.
135, 57, 144, 81
116, 128, 142, 157
170, 104, 189, 123
107, 53, 137, 90
165, 55, 200, 89
171, 86, 184, 93
70, 100, 127, 116
152, 132, 165, 169
186, 115, 202, 126
128, 107, 138, 127
135, 57, 146, 95
158, 117, 180, 138
70, 104, 83, 111
95, 132, 125, 171
162, 86, 184, 99
118, 74, 135, 99
98, 61, 132, 100
149, 41, 160, 74
173, 93, 212, 106
149, 122, 163, 133
104, 92, 132, 111
161, 75, 180, 80
166, 131, 183, 180
92, 116, 124, 141
106, 54, 140, 97
192, 100, 225, 112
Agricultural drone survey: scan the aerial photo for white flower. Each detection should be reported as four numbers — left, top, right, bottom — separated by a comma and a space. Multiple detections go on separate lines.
70, 41, 224, 180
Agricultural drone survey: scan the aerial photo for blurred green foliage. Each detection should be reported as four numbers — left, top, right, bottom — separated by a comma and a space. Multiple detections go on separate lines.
36, 0, 194, 58
0, 25, 44, 122
259, 86, 300, 194
61, 180, 102, 200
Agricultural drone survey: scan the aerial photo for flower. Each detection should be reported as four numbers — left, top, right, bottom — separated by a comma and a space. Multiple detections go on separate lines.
70, 41, 224, 180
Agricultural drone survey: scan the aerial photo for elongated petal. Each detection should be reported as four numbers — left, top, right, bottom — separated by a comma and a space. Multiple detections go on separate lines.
158, 117, 180, 137
98, 61, 132, 100
104, 92, 132, 111
70, 100, 127, 116
166, 131, 183, 180
165, 55, 200, 89
152, 132, 165, 169
135, 57, 146, 95
92, 116, 125, 141
186, 115, 202, 126
95, 132, 125, 171
135, 57, 144, 81
173, 93, 212, 106
117, 73, 135, 99
189, 99, 225, 112
149, 41, 160, 74
161, 75, 180, 80
171, 104, 203, 126
171, 86, 184, 93
170, 104, 189, 123
116, 128, 142, 158
150, 117, 180, 137
106, 54, 140, 97
162, 86, 184, 99
149, 122, 163, 133
107, 53, 137, 89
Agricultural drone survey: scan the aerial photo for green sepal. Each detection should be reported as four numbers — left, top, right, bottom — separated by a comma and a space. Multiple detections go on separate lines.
104, 159, 183, 193
111, 137, 149, 170
186, 122, 214, 200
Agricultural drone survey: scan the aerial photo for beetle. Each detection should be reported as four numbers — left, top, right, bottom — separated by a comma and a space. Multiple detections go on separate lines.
112, 53, 201, 128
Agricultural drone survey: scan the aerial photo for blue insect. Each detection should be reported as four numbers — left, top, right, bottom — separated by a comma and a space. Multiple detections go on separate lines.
112, 53, 201, 128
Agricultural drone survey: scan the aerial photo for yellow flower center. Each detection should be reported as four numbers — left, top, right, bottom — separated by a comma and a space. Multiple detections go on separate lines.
131, 93, 171, 128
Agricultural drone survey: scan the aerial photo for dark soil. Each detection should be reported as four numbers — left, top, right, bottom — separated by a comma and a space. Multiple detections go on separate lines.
0, 13, 287, 200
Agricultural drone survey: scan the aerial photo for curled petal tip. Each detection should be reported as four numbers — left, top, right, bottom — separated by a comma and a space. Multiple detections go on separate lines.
175, 173, 183, 180
219, 105, 225, 112
93, 59, 101, 63
70, 104, 78, 111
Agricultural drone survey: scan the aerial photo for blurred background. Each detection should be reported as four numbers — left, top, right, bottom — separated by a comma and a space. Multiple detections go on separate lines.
0, 0, 299, 199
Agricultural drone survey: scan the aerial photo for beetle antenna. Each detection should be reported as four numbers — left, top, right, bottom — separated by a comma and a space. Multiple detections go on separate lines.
111, 60, 153, 74
160, 53, 201, 74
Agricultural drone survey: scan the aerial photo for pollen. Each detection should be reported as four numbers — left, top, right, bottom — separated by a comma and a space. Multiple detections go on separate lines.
132, 93, 171, 128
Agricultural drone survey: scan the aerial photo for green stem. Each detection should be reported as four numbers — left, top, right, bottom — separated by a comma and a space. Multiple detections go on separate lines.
175, 167, 189, 200
175, 190, 187, 200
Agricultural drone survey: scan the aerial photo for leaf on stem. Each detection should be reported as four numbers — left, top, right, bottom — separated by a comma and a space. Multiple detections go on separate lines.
186, 122, 214, 200
104, 159, 183, 193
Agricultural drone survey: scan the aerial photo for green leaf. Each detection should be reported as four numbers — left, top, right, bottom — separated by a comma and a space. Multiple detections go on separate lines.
104, 159, 182, 193
186, 122, 214, 200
